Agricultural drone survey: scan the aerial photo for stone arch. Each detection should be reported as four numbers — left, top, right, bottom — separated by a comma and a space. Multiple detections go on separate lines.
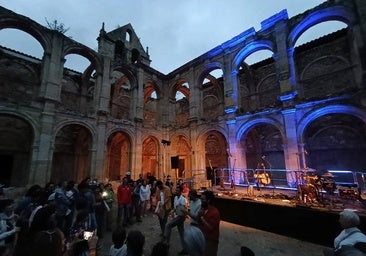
143, 80, 161, 127
297, 105, 366, 141
288, 7, 354, 95
169, 134, 192, 178
144, 80, 161, 101
237, 117, 285, 142
141, 136, 159, 178
197, 63, 225, 121
110, 66, 137, 120
105, 131, 133, 181
63, 44, 103, 73
196, 62, 224, 86
288, 6, 356, 46
204, 130, 229, 170
0, 11, 51, 52
169, 79, 190, 128
237, 118, 286, 170
0, 113, 35, 186
169, 79, 190, 100
54, 120, 97, 138
232, 40, 274, 72
51, 123, 93, 183
62, 45, 103, 113
299, 109, 366, 171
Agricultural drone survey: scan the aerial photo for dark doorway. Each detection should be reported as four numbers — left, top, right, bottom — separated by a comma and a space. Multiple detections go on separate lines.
0, 155, 13, 186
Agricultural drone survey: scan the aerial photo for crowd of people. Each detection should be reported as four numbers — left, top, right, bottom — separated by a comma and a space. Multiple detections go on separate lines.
2, 172, 366, 256
0, 172, 222, 256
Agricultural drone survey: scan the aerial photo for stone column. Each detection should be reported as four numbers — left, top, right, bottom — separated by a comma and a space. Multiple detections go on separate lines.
282, 109, 300, 186
226, 119, 246, 184
93, 30, 115, 181
135, 68, 144, 121
187, 67, 199, 121
30, 107, 56, 185
224, 69, 239, 115
92, 113, 107, 181
133, 124, 143, 179
31, 32, 64, 185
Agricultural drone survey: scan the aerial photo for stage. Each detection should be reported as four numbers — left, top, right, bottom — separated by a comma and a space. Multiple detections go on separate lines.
206, 184, 366, 247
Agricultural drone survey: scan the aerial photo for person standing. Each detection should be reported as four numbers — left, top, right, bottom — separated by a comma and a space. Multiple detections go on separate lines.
187, 189, 201, 226
54, 180, 72, 234
196, 190, 220, 256
131, 181, 142, 222
163, 186, 188, 255
139, 179, 151, 217
104, 183, 115, 231
117, 177, 132, 227
0, 199, 18, 254
155, 180, 172, 236
77, 181, 97, 231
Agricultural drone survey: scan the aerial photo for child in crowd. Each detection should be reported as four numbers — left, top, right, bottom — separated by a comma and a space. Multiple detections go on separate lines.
109, 226, 127, 256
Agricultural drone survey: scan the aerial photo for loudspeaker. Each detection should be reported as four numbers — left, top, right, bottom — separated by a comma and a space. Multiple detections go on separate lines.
171, 156, 179, 169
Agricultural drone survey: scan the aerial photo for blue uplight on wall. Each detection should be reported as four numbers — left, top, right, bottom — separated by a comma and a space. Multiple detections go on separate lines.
288, 6, 354, 46
232, 40, 274, 71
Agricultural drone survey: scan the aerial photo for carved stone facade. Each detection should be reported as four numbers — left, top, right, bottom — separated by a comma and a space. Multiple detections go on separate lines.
0, 0, 366, 187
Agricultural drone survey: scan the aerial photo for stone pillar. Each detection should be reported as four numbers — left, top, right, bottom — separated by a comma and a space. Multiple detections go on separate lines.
223, 52, 238, 114
188, 121, 198, 170
30, 106, 56, 185
226, 119, 246, 184
159, 81, 170, 127
135, 68, 144, 121
188, 67, 199, 121
97, 26, 114, 114
92, 113, 108, 181
281, 109, 300, 172
273, 18, 298, 108
133, 124, 143, 179
354, 0, 366, 86
224, 69, 239, 115
31, 32, 65, 185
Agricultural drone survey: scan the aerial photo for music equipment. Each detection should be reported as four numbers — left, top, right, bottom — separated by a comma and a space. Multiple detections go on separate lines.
299, 184, 319, 203
254, 163, 271, 185
171, 156, 179, 169
304, 175, 318, 186
338, 186, 359, 199
254, 172, 271, 185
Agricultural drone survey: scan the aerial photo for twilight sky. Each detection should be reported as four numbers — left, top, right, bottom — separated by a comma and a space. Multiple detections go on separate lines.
1, 0, 344, 74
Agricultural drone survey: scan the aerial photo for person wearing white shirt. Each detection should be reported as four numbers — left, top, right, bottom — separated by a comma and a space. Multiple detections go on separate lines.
187, 189, 201, 226
139, 180, 151, 217
162, 186, 188, 255
323, 209, 366, 256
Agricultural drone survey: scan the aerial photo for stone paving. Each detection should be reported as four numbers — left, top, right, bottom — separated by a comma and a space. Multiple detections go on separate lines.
96, 211, 331, 256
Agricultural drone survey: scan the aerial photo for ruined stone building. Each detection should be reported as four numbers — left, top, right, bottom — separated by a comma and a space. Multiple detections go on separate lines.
0, 0, 366, 188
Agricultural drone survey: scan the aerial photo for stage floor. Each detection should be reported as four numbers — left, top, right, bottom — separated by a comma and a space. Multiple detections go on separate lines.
204, 184, 366, 246
208, 184, 366, 216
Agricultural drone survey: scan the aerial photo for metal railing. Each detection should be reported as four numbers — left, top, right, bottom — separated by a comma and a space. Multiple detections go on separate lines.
210, 168, 366, 192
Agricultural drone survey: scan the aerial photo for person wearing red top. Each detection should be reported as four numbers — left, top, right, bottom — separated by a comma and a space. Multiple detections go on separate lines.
197, 190, 220, 256
117, 177, 132, 227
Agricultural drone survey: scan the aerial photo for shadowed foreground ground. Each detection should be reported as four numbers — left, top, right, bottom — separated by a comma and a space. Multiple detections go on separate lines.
97, 211, 331, 256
